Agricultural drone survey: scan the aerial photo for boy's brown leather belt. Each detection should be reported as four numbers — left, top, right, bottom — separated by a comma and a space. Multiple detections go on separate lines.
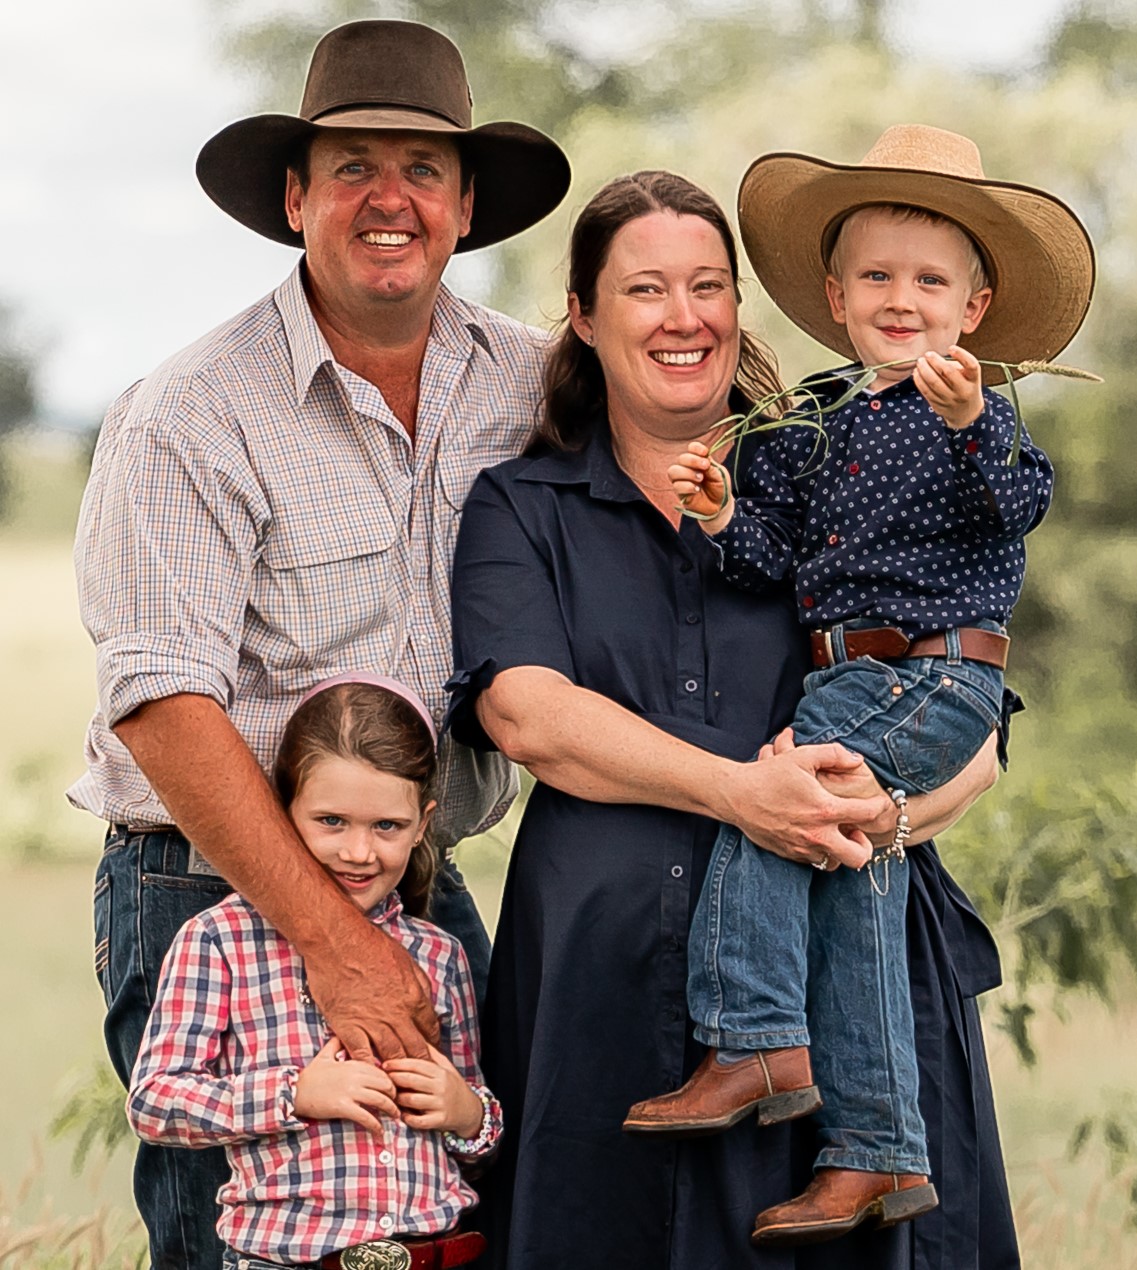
809, 625, 1010, 670
317, 1230, 487, 1269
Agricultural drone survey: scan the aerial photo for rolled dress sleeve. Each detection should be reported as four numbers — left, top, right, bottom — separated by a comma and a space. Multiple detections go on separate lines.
447, 466, 576, 749
75, 380, 270, 727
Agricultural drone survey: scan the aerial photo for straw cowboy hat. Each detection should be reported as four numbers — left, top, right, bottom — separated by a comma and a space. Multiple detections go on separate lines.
197, 20, 571, 252
737, 124, 1095, 381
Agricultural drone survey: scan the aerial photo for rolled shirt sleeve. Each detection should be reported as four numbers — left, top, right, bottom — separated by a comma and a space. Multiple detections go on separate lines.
447, 466, 577, 748
76, 378, 270, 727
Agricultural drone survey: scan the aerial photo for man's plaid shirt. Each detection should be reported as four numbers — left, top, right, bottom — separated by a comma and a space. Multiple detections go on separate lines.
69, 264, 547, 849
128, 892, 501, 1263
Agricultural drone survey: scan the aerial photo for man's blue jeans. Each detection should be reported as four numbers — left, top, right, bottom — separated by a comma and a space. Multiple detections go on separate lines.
687, 623, 1005, 1175
95, 827, 490, 1270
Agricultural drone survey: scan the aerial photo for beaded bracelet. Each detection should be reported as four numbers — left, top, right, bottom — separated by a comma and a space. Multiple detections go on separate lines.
868, 788, 912, 897
443, 1084, 499, 1156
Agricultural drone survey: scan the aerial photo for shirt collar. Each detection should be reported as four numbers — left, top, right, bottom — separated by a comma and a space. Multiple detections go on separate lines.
366, 891, 405, 926
517, 421, 644, 504
274, 260, 491, 406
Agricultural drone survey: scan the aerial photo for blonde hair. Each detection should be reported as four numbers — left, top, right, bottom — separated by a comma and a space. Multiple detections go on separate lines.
825, 204, 990, 293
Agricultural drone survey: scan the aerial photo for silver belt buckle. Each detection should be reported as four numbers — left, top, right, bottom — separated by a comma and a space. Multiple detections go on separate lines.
341, 1241, 412, 1270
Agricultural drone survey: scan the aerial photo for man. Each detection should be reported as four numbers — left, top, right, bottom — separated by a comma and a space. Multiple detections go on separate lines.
70, 20, 569, 1268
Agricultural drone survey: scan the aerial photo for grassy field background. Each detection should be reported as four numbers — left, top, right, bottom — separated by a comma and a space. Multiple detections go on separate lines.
2, 435, 1136, 1266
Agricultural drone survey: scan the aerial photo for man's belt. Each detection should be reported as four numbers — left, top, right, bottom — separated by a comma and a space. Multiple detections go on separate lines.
318, 1230, 487, 1270
809, 625, 1010, 671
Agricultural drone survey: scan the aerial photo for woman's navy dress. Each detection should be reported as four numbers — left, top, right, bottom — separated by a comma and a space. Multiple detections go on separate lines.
448, 428, 1020, 1270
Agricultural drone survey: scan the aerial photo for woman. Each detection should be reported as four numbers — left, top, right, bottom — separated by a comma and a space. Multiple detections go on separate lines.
447, 172, 1019, 1268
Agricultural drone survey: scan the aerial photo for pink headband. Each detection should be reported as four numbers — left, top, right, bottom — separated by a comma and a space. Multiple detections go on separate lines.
296, 672, 438, 745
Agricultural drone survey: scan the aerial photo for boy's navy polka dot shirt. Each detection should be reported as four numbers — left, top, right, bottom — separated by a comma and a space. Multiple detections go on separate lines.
711, 368, 1054, 637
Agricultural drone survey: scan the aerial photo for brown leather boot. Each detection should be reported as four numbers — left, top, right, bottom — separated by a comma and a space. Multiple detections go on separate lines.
622, 1047, 820, 1135
750, 1168, 939, 1246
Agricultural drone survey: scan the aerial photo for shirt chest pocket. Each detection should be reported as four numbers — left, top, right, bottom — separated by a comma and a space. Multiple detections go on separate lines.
252, 494, 403, 665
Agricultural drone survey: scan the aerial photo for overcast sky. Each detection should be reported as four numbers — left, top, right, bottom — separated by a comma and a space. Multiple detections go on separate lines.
2, 0, 1074, 425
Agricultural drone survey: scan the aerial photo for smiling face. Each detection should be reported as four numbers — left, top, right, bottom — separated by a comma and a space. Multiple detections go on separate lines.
289, 754, 435, 914
569, 210, 740, 440
825, 207, 992, 391
285, 129, 473, 322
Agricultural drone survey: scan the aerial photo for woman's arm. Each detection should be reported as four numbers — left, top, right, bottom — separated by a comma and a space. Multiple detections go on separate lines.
478, 665, 893, 869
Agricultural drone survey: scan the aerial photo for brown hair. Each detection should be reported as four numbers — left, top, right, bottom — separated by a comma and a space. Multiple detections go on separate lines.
275, 683, 437, 917
539, 170, 783, 451
825, 204, 990, 292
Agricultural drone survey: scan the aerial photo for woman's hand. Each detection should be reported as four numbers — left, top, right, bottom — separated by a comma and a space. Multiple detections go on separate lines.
668, 441, 734, 532
717, 736, 890, 870
295, 1035, 401, 1136
385, 1044, 483, 1137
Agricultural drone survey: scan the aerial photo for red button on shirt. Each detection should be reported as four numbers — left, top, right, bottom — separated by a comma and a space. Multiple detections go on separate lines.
848, 462, 860, 475
870, 399, 882, 411
966, 440, 979, 454
802, 596, 815, 608
828, 534, 839, 545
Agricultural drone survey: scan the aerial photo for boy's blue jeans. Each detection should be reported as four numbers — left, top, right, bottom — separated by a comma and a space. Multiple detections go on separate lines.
688, 621, 1006, 1176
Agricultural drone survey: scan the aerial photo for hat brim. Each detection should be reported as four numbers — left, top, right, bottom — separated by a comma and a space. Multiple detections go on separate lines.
196, 111, 571, 252
738, 153, 1095, 384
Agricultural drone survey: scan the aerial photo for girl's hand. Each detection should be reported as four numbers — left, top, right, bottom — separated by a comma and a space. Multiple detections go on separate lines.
668, 440, 734, 532
914, 345, 985, 430
295, 1035, 401, 1136
385, 1044, 483, 1137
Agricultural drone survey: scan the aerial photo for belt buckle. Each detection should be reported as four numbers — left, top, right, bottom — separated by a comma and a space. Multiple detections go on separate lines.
341, 1241, 412, 1270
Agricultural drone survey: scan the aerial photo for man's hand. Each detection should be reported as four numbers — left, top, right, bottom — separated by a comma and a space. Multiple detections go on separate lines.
914, 345, 985, 430
304, 925, 442, 1063
668, 440, 734, 532
385, 1044, 483, 1137
294, 1035, 401, 1136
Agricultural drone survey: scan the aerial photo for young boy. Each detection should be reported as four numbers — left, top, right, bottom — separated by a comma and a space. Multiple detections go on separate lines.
622, 126, 1094, 1247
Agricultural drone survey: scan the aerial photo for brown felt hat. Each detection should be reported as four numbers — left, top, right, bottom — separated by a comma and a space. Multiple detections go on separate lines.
738, 125, 1095, 383
197, 20, 571, 252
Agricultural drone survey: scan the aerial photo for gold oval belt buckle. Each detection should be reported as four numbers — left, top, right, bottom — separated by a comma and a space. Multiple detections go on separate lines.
340, 1240, 413, 1270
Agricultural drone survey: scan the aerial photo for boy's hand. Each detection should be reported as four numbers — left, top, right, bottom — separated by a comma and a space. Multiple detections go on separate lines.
668, 441, 735, 533
914, 345, 985, 430
295, 1035, 401, 1136
385, 1043, 483, 1138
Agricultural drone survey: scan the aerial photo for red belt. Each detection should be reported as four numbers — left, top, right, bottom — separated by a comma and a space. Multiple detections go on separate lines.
809, 625, 1010, 671
317, 1230, 486, 1270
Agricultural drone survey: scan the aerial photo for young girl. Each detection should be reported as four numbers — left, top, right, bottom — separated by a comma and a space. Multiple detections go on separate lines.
128, 673, 498, 1270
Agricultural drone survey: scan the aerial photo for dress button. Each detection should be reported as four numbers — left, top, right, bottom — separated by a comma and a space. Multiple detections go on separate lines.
965, 440, 979, 454
827, 533, 839, 546
684, 679, 698, 692
848, 462, 861, 475
671, 865, 684, 878
669, 935, 682, 952
686, 613, 701, 625
870, 399, 882, 411
668, 1005, 683, 1022
802, 596, 815, 609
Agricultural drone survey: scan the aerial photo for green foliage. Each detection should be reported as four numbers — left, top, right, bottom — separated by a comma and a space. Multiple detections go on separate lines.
48, 1064, 133, 1177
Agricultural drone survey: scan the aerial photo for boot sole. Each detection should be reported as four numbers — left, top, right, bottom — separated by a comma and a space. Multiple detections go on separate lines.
623, 1084, 822, 1136
751, 1182, 939, 1246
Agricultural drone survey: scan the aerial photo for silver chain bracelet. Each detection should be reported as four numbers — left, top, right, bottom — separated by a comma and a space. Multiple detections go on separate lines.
868, 788, 912, 897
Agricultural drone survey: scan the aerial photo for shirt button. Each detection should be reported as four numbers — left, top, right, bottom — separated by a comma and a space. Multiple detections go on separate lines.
965, 440, 979, 454
827, 533, 839, 546
684, 679, 698, 692
802, 596, 815, 609
685, 613, 701, 625
870, 399, 882, 411
680, 561, 693, 573
848, 462, 861, 475
669, 935, 682, 952
380, 1216, 394, 1230
379, 1150, 393, 1164
668, 1005, 683, 1022
671, 865, 684, 878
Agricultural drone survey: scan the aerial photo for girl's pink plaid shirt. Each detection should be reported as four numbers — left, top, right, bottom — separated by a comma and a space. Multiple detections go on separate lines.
127, 892, 501, 1264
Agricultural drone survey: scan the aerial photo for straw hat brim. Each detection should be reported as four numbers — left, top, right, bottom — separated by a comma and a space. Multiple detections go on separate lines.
196, 111, 571, 252
738, 153, 1095, 384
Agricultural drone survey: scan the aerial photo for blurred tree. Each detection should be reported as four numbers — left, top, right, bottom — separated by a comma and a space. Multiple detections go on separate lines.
0, 302, 38, 520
